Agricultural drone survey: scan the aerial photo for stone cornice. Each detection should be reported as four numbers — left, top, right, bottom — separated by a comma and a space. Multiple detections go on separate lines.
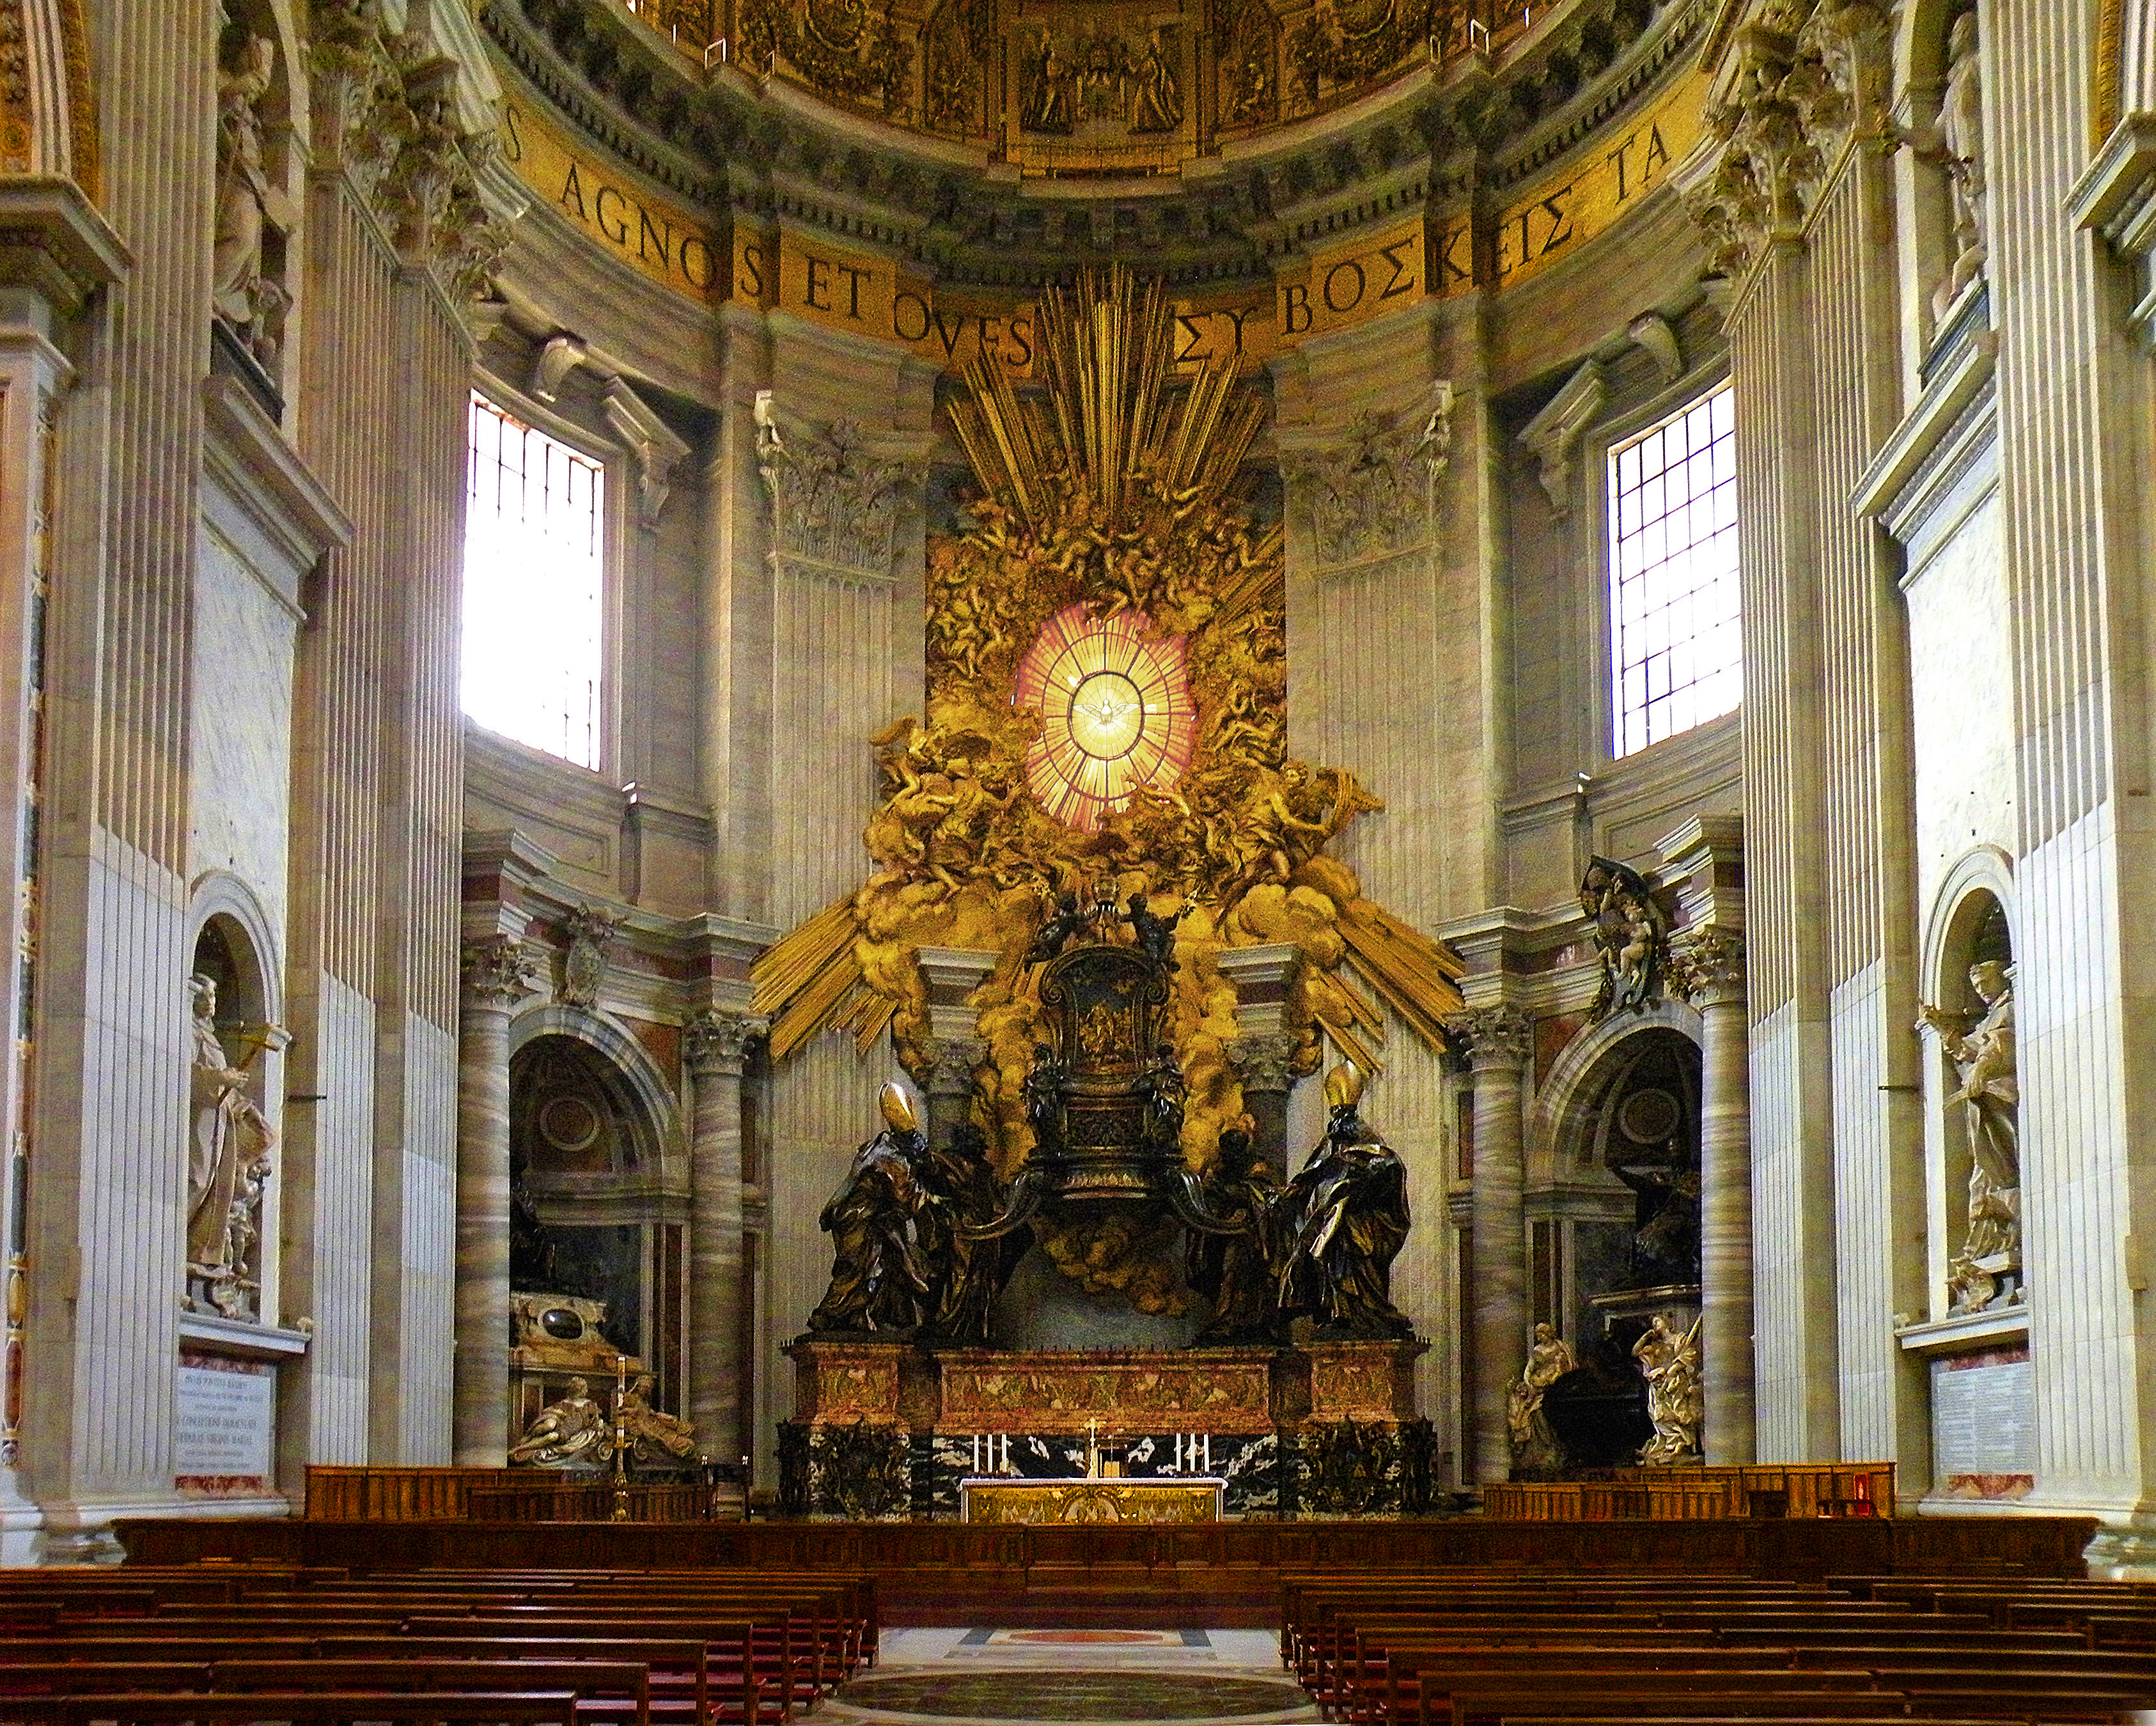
483, 0, 1707, 292
0, 176, 130, 315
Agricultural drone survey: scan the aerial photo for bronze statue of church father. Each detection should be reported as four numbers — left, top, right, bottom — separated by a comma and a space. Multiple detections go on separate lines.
783, 898, 1430, 1521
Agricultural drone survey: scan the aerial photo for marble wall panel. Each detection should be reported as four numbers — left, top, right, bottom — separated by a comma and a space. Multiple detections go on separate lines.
1751, 999, 1838, 1460
189, 529, 297, 931
1830, 960, 1901, 1459
2020, 810, 2134, 1504
1905, 493, 2013, 915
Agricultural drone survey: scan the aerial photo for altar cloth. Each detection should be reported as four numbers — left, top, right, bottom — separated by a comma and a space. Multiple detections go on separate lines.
958, 1475, 1226, 1524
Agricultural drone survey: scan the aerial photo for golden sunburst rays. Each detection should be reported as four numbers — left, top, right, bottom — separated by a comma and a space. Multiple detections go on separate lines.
752, 265, 1470, 1091
752, 900, 861, 1063
946, 267, 1269, 532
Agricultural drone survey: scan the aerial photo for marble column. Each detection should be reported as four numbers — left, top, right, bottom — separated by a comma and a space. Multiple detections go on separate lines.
1229, 1034, 1298, 1181
1219, 943, 1302, 1180
684, 1008, 763, 1463
453, 936, 532, 1463
923, 1036, 988, 1156
1448, 1004, 1532, 1487
1676, 928, 1754, 1464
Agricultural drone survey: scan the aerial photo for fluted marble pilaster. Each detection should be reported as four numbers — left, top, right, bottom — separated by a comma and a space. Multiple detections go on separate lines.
685, 1008, 763, 1465
453, 936, 531, 1463
1676, 928, 1754, 1464
1448, 1004, 1531, 1485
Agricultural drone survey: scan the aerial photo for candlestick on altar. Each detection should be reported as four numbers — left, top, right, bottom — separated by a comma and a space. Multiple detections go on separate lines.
1084, 1417, 1102, 1480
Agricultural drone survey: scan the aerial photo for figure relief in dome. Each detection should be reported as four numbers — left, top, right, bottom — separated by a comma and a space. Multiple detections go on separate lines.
805, 0, 867, 52
1023, 29, 1077, 132
1130, 29, 1182, 132
1222, 1, 1279, 127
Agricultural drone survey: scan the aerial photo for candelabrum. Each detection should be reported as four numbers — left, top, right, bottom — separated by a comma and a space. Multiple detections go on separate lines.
609, 1353, 631, 1521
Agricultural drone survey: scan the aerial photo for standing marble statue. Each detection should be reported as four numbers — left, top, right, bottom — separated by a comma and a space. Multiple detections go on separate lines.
1633, 1312, 1703, 1465
213, 31, 279, 355
185, 974, 279, 1316
808, 1083, 933, 1335
1274, 1063, 1412, 1338
1919, 959, 2019, 1309
1928, 8, 1987, 320
1506, 1321, 1575, 1474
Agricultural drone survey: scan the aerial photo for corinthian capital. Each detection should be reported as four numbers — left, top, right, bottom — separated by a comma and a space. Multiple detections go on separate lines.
1230, 1032, 1299, 1093
920, 1035, 988, 1098
1670, 927, 1747, 1007
1283, 387, 1453, 569
460, 935, 536, 1008
684, 1008, 766, 1076
756, 405, 912, 577
1685, 0, 1891, 279
1443, 1003, 1533, 1071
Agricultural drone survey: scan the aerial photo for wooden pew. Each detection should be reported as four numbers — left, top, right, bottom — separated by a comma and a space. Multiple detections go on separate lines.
0, 1660, 652, 1726
0, 1691, 583, 1725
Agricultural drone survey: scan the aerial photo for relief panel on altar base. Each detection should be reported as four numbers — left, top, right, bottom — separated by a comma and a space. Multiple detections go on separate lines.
919, 1429, 1281, 1518
935, 1349, 1274, 1433
789, 1341, 905, 1422
1302, 1339, 1426, 1422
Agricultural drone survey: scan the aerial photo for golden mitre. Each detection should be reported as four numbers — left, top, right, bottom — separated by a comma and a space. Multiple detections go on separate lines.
879, 1080, 919, 1134
1322, 1061, 1366, 1110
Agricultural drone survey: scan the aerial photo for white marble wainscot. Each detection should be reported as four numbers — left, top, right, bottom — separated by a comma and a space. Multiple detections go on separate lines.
173, 1312, 309, 1516
1897, 1306, 2033, 1509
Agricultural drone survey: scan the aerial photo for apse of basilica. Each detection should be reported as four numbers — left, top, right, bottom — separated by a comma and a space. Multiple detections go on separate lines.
0, 0, 2150, 1569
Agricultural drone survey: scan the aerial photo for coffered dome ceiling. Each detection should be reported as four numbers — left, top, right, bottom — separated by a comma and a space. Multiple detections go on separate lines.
484, 0, 1710, 293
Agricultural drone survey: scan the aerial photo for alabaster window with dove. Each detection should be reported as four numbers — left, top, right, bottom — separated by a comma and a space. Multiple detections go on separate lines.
1014, 603, 1196, 831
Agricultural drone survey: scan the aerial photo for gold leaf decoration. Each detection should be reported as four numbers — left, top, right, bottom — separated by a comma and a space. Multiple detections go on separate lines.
752, 265, 1464, 1186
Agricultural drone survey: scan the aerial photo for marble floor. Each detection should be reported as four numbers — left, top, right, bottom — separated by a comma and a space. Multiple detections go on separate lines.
825, 1627, 1320, 1725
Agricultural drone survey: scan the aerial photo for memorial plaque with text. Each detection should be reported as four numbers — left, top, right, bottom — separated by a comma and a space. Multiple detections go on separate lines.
175, 1354, 275, 1495
1932, 1344, 2033, 1499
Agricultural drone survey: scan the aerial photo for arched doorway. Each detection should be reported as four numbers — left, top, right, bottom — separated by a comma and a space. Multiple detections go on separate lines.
508, 1029, 687, 1435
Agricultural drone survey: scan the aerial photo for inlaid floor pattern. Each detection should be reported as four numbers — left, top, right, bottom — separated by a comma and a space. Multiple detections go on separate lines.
825, 1628, 1318, 1725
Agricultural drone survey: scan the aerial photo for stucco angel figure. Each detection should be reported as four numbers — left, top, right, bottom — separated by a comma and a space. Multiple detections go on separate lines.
1633, 1312, 1703, 1465
510, 1376, 609, 1467
1274, 1063, 1412, 1338
1920, 958, 2019, 1305
186, 974, 279, 1314
1506, 1321, 1575, 1473
807, 1082, 933, 1335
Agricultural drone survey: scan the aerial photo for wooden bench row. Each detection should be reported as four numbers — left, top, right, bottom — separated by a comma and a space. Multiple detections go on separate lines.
1279, 1568, 2156, 1726
1481, 1465, 1896, 1522
0, 1563, 882, 1725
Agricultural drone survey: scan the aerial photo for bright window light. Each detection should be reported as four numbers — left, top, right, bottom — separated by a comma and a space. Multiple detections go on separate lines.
1609, 382, 1740, 758
462, 393, 605, 770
